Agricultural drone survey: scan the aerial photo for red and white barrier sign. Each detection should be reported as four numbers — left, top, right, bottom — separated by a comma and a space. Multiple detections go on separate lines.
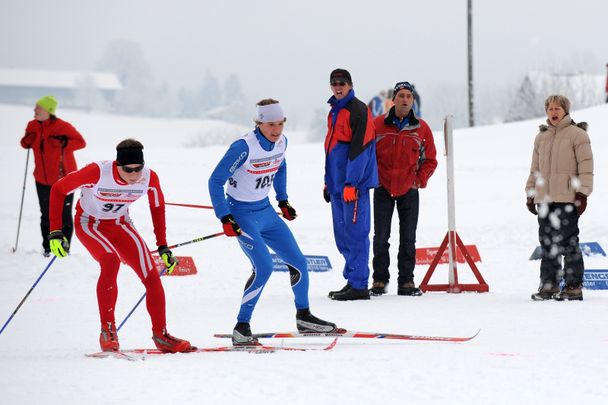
416, 245, 481, 265
152, 255, 198, 276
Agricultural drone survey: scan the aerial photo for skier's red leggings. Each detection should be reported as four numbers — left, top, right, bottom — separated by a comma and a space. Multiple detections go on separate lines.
75, 211, 166, 334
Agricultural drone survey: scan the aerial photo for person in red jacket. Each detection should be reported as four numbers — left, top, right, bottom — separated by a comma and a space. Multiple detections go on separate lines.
20, 96, 86, 256
47, 139, 192, 353
371, 82, 437, 296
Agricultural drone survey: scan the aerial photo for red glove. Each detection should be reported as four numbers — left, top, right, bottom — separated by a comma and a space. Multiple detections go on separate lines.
343, 186, 358, 203
414, 175, 427, 189
221, 214, 242, 237
20, 132, 36, 148
278, 200, 297, 221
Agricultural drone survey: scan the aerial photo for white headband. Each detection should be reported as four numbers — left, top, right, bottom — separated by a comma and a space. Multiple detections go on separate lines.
255, 103, 285, 123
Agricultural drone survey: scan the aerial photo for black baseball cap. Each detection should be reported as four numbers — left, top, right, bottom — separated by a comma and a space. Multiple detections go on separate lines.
330, 68, 352, 84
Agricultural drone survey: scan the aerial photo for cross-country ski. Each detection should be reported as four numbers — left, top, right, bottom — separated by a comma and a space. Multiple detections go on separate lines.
213, 328, 480, 342
85, 338, 338, 360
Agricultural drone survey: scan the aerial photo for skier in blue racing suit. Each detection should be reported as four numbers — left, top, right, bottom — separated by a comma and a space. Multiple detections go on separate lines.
208, 99, 338, 345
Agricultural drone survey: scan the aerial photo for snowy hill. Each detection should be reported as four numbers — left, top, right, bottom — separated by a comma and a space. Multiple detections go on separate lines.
0, 103, 607, 404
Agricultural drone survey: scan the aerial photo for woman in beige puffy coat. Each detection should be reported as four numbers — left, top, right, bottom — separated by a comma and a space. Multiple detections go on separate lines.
526, 94, 593, 301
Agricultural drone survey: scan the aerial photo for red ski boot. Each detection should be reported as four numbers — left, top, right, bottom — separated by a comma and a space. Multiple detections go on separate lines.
152, 328, 193, 353
99, 322, 119, 352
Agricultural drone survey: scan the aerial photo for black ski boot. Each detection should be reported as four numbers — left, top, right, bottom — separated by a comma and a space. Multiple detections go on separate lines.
232, 322, 259, 346
296, 309, 337, 333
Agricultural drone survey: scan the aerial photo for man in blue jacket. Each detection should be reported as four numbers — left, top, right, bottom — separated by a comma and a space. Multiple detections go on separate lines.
324, 69, 378, 301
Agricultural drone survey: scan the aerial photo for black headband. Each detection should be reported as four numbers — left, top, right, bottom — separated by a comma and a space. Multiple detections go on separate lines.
116, 147, 144, 166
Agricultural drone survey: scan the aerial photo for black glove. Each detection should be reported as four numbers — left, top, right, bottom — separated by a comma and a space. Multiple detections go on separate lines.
157, 245, 178, 274
221, 214, 242, 237
574, 192, 587, 215
323, 186, 330, 203
278, 200, 297, 221
526, 197, 537, 215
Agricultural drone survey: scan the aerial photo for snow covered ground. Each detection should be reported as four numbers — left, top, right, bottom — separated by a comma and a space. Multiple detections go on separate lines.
1, 103, 607, 404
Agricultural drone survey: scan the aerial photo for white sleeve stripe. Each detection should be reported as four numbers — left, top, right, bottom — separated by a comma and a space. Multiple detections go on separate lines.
149, 187, 160, 207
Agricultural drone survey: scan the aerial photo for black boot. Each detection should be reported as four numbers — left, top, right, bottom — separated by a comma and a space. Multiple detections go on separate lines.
397, 282, 423, 296
370, 281, 388, 296
531, 285, 560, 301
328, 284, 349, 299
232, 322, 259, 346
331, 285, 370, 301
296, 308, 337, 333
554, 286, 583, 301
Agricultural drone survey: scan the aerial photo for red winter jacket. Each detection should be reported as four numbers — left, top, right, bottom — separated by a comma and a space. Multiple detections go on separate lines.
20, 116, 86, 185
374, 107, 437, 197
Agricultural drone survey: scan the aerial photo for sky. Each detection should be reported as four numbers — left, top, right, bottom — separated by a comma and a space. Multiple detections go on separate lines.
1, 0, 607, 128
1, 101, 608, 404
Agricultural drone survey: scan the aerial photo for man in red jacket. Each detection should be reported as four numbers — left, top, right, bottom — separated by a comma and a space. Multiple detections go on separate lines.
371, 82, 437, 296
20, 96, 86, 256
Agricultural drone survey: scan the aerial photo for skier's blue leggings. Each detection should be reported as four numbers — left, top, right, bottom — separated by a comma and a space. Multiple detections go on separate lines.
231, 203, 309, 323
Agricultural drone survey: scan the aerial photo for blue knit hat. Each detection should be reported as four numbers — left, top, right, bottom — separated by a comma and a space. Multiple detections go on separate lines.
392, 82, 415, 99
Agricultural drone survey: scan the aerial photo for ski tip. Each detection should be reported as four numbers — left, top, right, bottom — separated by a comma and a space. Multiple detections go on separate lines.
325, 337, 339, 350
85, 351, 139, 361
454, 329, 481, 342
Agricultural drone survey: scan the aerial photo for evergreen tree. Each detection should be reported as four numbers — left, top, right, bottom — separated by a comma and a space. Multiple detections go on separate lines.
199, 70, 222, 113
96, 39, 158, 115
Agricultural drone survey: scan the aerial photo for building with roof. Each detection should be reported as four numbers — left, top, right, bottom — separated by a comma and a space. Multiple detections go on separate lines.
0, 68, 122, 111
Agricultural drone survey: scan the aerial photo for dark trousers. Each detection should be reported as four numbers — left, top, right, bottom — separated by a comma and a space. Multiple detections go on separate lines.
372, 186, 419, 285
35, 182, 74, 252
537, 203, 584, 288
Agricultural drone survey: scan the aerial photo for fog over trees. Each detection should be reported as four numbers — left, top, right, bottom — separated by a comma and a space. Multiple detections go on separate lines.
95, 40, 251, 125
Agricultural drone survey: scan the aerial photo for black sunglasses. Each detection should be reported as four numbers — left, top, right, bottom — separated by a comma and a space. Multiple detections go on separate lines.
120, 164, 144, 173
331, 81, 347, 87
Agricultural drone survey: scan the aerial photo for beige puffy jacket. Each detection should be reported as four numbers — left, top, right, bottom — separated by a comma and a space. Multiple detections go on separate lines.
525, 115, 593, 203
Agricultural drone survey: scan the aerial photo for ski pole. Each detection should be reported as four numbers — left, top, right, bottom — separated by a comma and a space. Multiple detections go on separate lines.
152, 232, 225, 252
116, 267, 168, 332
117, 231, 225, 331
0, 256, 57, 336
12, 149, 31, 253
166, 202, 214, 209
